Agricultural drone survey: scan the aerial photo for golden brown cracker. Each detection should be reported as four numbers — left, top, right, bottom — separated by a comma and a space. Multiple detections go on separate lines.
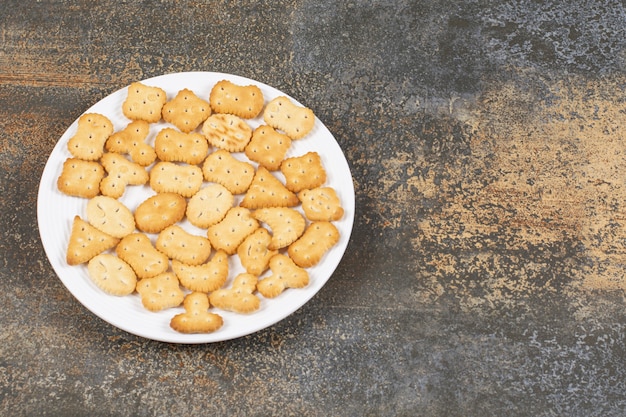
263, 96, 315, 139
207, 207, 259, 255
209, 273, 260, 313
67, 113, 114, 161
136, 272, 184, 312
87, 253, 137, 296
186, 183, 234, 229
298, 187, 344, 222
280, 151, 327, 193
170, 292, 224, 334
134, 192, 187, 234
57, 158, 104, 199
105, 120, 156, 166
122, 82, 167, 123
202, 113, 252, 152
156, 225, 212, 266
172, 250, 229, 293
154, 128, 208, 165
253, 207, 306, 250
116, 233, 169, 279
66, 216, 120, 266
288, 221, 340, 268
237, 228, 277, 276
256, 254, 309, 298
149, 161, 203, 198
201, 149, 255, 194
240, 166, 299, 209
162, 88, 211, 133
86, 195, 135, 238
209, 79, 264, 119
245, 125, 292, 171
100, 153, 149, 199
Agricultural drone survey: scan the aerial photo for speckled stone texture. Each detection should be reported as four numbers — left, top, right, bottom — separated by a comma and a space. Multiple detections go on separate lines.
2, 0, 626, 416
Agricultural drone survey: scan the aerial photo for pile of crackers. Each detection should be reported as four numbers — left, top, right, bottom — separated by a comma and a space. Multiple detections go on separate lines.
56, 79, 344, 334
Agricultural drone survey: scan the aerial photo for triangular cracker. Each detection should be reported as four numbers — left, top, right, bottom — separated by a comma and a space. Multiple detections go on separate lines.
66, 216, 119, 265
240, 166, 299, 209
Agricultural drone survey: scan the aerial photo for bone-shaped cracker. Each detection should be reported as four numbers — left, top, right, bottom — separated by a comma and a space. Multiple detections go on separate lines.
170, 292, 224, 334
100, 153, 149, 199
105, 120, 156, 166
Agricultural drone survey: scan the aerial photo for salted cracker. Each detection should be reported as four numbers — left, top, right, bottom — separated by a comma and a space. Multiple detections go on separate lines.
136, 272, 184, 312
122, 82, 167, 123
298, 187, 344, 222
86, 195, 135, 238
156, 225, 212, 266
288, 221, 340, 268
207, 207, 259, 255
99, 153, 149, 199
256, 254, 309, 298
280, 151, 327, 193
201, 149, 255, 195
240, 166, 299, 209
134, 192, 187, 234
209, 79, 264, 119
66, 216, 120, 266
172, 250, 229, 293
245, 125, 292, 171
105, 120, 156, 166
162, 88, 211, 133
57, 158, 104, 199
253, 207, 306, 250
154, 128, 208, 165
209, 273, 261, 314
116, 233, 169, 279
186, 183, 234, 229
67, 113, 114, 161
170, 292, 224, 334
87, 253, 137, 296
263, 96, 315, 140
149, 161, 203, 198
237, 228, 277, 276
202, 113, 252, 152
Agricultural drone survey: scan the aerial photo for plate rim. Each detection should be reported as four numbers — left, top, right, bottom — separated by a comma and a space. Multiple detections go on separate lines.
37, 71, 355, 344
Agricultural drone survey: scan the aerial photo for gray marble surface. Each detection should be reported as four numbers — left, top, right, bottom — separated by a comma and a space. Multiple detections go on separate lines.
2, 1, 626, 415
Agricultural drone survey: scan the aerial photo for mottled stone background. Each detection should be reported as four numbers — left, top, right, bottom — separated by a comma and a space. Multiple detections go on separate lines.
2, 0, 626, 416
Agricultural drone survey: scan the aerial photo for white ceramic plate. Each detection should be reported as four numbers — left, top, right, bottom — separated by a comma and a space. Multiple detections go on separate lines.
37, 72, 355, 344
